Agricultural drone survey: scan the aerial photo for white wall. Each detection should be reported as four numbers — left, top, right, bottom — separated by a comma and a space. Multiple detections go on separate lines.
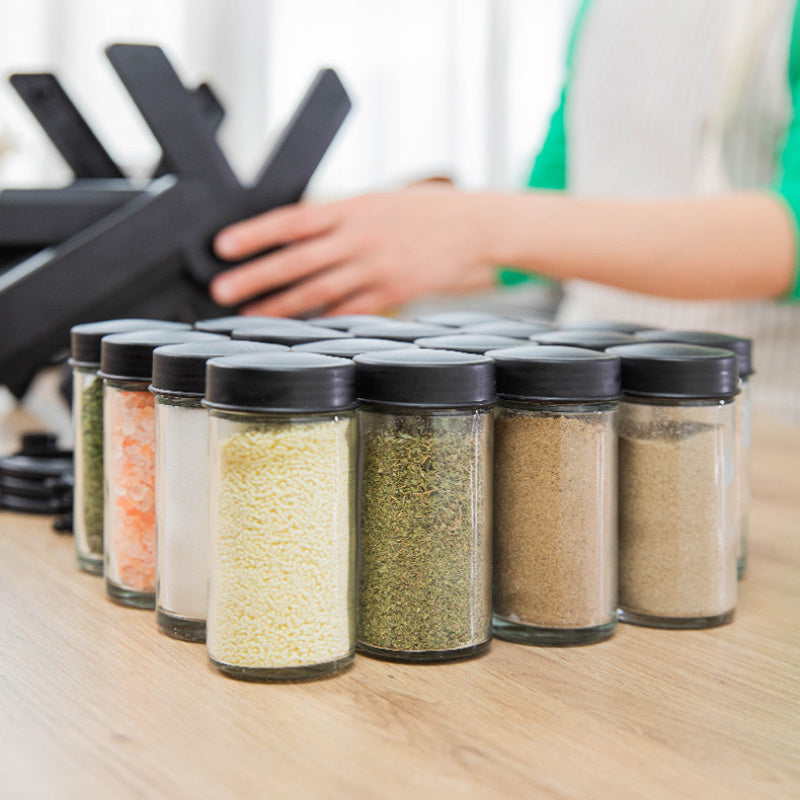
0, 0, 575, 194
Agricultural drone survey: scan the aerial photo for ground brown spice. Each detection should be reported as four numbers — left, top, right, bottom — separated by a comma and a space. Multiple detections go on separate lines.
618, 407, 737, 620
493, 408, 617, 630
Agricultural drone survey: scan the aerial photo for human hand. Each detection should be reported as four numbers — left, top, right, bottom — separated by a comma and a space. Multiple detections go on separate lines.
209, 187, 496, 317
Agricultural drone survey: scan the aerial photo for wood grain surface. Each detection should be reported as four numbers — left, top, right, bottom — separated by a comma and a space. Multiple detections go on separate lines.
0, 418, 798, 799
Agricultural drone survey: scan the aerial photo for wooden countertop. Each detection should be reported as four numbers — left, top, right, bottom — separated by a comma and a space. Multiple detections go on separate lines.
0, 418, 798, 799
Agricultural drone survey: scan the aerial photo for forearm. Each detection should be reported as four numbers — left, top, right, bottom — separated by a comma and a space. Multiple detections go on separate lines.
481, 191, 797, 300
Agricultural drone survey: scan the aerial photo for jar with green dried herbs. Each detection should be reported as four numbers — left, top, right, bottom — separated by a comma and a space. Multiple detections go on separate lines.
69, 319, 189, 575
354, 349, 495, 662
488, 345, 621, 646
607, 343, 739, 629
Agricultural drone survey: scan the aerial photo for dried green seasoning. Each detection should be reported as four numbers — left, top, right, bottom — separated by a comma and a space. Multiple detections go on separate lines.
357, 410, 492, 655
81, 375, 104, 555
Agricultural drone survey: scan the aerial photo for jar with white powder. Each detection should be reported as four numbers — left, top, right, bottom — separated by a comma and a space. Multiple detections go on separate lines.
204, 351, 357, 681
149, 339, 286, 642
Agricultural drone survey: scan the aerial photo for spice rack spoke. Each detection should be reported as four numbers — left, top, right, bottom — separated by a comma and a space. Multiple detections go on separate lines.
0, 45, 351, 398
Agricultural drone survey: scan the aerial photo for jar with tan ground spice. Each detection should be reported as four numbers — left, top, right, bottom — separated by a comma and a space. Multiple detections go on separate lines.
488, 345, 621, 646
633, 330, 754, 579
607, 343, 739, 629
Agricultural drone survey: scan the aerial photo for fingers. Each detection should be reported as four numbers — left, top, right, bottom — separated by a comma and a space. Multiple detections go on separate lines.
322, 289, 397, 317
210, 234, 353, 306
240, 263, 371, 318
214, 203, 337, 260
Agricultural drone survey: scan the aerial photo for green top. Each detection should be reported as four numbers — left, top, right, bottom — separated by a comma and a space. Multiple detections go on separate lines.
500, 0, 800, 300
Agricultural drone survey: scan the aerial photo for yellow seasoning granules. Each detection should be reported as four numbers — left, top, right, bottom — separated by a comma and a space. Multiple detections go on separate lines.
207, 418, 354, 671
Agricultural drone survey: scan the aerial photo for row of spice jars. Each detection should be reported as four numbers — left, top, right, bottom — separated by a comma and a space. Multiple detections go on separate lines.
69, 316, 744, 683
208, 341, 739, 671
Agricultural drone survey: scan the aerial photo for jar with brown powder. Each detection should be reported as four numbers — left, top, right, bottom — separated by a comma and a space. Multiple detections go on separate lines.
488, 345, 621, 646
607, 343, 739, 629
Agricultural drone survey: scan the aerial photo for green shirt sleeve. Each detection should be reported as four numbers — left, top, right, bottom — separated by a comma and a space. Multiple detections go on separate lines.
772, 0, 800, 300
497, 1, 592, 287
526, 85, 568, 192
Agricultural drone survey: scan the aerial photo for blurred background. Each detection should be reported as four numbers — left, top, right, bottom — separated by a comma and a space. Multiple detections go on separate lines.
0, 0, 575, 196
0, 0, 577, 439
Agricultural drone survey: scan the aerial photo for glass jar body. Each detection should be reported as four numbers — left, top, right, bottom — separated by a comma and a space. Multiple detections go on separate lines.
618, 396, 737, 628
357, 404, 493, 661
206, 408, 356, 681
492, 400, 618, 645
154, 394, 209, 642
72, 366, 104, 574
103, 379, 157, 608
736, 377, 753, 579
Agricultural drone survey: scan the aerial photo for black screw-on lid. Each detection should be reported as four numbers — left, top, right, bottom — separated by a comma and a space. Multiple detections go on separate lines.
194, 315, 307, 335
307, 314, 392, 331
532, 329, 638, 351
204, 351, 356, 413
231, 321, 353, 346
99, 330, 224, 382
634, 330, 754, 376
461, 319, 553, 337
567, 320, 650, 334
151, 340, 288, 396
70, 319, 190, 368
347, 319, 451, 342
487, 345, 621, 402
415, 333, 527, 354
292, 338, 417, 358
354, 348, 495, 408
605, 343, 739, 399
415, 310, 507, 327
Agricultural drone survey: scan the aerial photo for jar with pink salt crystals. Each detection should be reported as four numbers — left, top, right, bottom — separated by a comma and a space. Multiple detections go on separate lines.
98, 329, 223, 608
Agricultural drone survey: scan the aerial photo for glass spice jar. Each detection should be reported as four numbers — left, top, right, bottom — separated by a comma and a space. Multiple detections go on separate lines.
293, 337, 416, 357
531, 330, 638, 350
353, 348, 496, 662
346, 319, 450, 342
414, 310, 507, 327
607, 343, 739, 629
414, 333, 526, 355
98, 329, 222, 608
193, 316, 302, 335
306, 314, 392, 331
150, 340, 285, 642
69, 319, 189, 575
568, 320, 652, 335
460, 320, 553, 337
488, 345, 621, 646
204, 352, 357, 681
230, 320, 353, 347
634, 330, 754, 579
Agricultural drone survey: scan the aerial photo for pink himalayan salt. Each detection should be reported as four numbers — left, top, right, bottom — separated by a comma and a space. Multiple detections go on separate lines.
107, 388, 157, 593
